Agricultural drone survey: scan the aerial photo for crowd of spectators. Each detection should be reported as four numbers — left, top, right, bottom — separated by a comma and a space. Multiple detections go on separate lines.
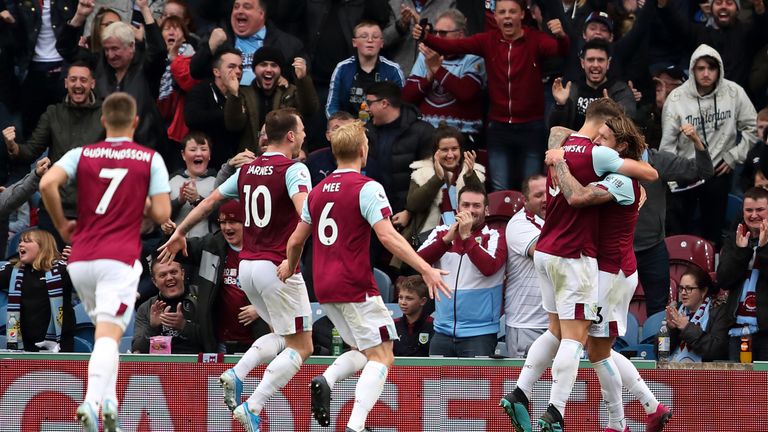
1, 0, 767, 361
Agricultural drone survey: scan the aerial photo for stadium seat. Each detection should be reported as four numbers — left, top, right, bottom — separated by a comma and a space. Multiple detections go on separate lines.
373, 268, 394, 302
664, 234, 716, 285
640, 310, 666, 344
385, 303, 403, 319
119, 336, 133, 354
615, 311, 640, 348
311, 302, 326, 321
74, 325, 95, 347
123, 314, 136, 338
73, 336, 93, 353
74, 302, 92, 326
476, 149, 489, 188
487, 190, 525, 222
0, 289, 6, 331
0, 335, 5, 349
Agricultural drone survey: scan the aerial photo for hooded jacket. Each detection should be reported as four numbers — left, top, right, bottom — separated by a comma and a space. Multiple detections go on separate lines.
659, 44, 758, 168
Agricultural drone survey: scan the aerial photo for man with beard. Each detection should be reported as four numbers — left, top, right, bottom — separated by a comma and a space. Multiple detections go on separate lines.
132, 258, 205, 354
2, 61, 104, 246
549, 38, 636, 131
224, 46, 319, 152
190, 0, 306, 86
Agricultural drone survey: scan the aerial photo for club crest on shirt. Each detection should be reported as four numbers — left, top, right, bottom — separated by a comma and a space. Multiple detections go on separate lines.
376, 190, 387, 201
298, 169, 309, 180
418, 333, 430, 345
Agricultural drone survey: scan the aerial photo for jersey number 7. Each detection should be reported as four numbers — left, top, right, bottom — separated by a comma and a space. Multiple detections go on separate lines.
96, 168, 128, 214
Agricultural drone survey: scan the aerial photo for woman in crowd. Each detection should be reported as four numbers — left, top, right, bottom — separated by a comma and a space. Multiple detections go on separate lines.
0, 229, 74, 352
403, 125, 485, 251
667, 265, 732, 362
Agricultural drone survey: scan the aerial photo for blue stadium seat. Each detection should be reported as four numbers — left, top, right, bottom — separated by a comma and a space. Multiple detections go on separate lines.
725, 194, 743, 228
640, 310, 667, 344
73, 336, 93, 353
311, 302, 326, 321
373, 268, 394, 303
119, 336, 133, 353
385, 303, 403, 319
74, 325, 95, 347
74, 302, 92, 326
123, 314, 136, 338
0, 335, 5, 349
0, 289, 6, 333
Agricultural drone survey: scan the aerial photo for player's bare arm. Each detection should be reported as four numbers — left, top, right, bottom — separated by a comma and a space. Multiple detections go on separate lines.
39, 166, 77, 242
277, 221, 312, 282
158, 188, 225, 261
553, 159, 614, 208
616, 158, 658, 182
372, 218, 451, 301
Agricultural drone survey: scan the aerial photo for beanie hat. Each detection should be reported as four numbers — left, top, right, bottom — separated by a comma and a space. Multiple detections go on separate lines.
251, 46, 285, 72
219, 200, 244, 223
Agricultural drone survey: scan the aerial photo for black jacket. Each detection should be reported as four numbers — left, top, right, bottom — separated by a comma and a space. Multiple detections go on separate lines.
717, 232, 768, 333
548, 79, 636, 130
393, 312, 434, 357
57, 21, 168, 150
184, 80, 243, 168
366, 104, 434, 213
190, 21, 306, 81
132, 287, 205, 354
183, 231, 269, 353
12, 0, 77, 72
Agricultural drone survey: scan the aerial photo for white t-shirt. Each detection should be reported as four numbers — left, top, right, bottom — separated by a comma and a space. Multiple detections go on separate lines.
504, 209, 548, 329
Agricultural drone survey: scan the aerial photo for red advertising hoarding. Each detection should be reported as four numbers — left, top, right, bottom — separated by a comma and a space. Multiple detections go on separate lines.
1, 356, 766, 431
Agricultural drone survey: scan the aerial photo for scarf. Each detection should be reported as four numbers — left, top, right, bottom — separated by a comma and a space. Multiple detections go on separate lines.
6, 263, 65, 349
438, 166, 461, 225
159, 43, 194, 101
729, 268, 759, 337
671, 296, 711, 363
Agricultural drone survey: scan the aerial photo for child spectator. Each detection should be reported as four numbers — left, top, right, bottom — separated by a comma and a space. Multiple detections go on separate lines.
393, 275, 434, 357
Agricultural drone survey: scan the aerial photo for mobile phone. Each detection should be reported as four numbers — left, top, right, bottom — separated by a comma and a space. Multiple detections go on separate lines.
418, 18, 430, 41
131, 2, 143, 28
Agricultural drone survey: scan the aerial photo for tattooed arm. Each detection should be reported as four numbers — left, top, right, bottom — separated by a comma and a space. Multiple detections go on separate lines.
553, 159, 614, 208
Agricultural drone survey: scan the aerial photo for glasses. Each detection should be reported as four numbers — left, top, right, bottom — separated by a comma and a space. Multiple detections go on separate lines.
430, 29, 460, 37
678, 285, 700, 293
365, 98, 383, 106
354, 34, 383, 41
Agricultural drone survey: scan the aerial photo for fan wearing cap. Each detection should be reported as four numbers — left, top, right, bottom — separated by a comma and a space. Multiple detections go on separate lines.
223, 46, 320, 153
549, 38, 637, 130
163, 199, 269, 354
657, 0, 767, 90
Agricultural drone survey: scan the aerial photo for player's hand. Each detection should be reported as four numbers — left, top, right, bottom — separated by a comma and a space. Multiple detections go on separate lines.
208, 28, 227, 52
35, 157, 51, 177
34, 340, 61, 352
545, 148, 565, 166
552, 78, 571, 106
157, 231, 188, 262
276, 259, 294, 282
456, 211, 473, 240
638, 185, 647, 210
56, 220, 77, 244
160, 304, 186, 330
392, 210, 411, 229
160, 219, 176, 235
149, 300, 167, 328
228, 150, 256, 168
736, 223, 751, 248
238, 305, 259, 326
422, 267, 451, 301
628, 80, 642, 102
293, 57, 307, 80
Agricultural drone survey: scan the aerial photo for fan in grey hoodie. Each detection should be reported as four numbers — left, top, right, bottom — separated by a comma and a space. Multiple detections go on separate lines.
660, 43, 758, 247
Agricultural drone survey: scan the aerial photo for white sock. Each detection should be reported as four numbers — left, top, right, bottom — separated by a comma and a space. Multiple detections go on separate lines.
84, 338, 119, 408
104, 352, 119, 404
347, 361, 388, 432
548, 339, 583, 415
246, 347, 302, 414
593, 357, 626, 431
517, 330, 560, 400
233, 333, 286, 380
611, 350, 659, 414
324, 350, 368, 390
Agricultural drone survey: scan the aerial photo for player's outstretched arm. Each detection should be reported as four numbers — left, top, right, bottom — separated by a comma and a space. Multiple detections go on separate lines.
373, 218, 451, 301
158, 189, 225, 262
277, 221, 312, 282
40, 166, 76, 242
616, 158, 658, 182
